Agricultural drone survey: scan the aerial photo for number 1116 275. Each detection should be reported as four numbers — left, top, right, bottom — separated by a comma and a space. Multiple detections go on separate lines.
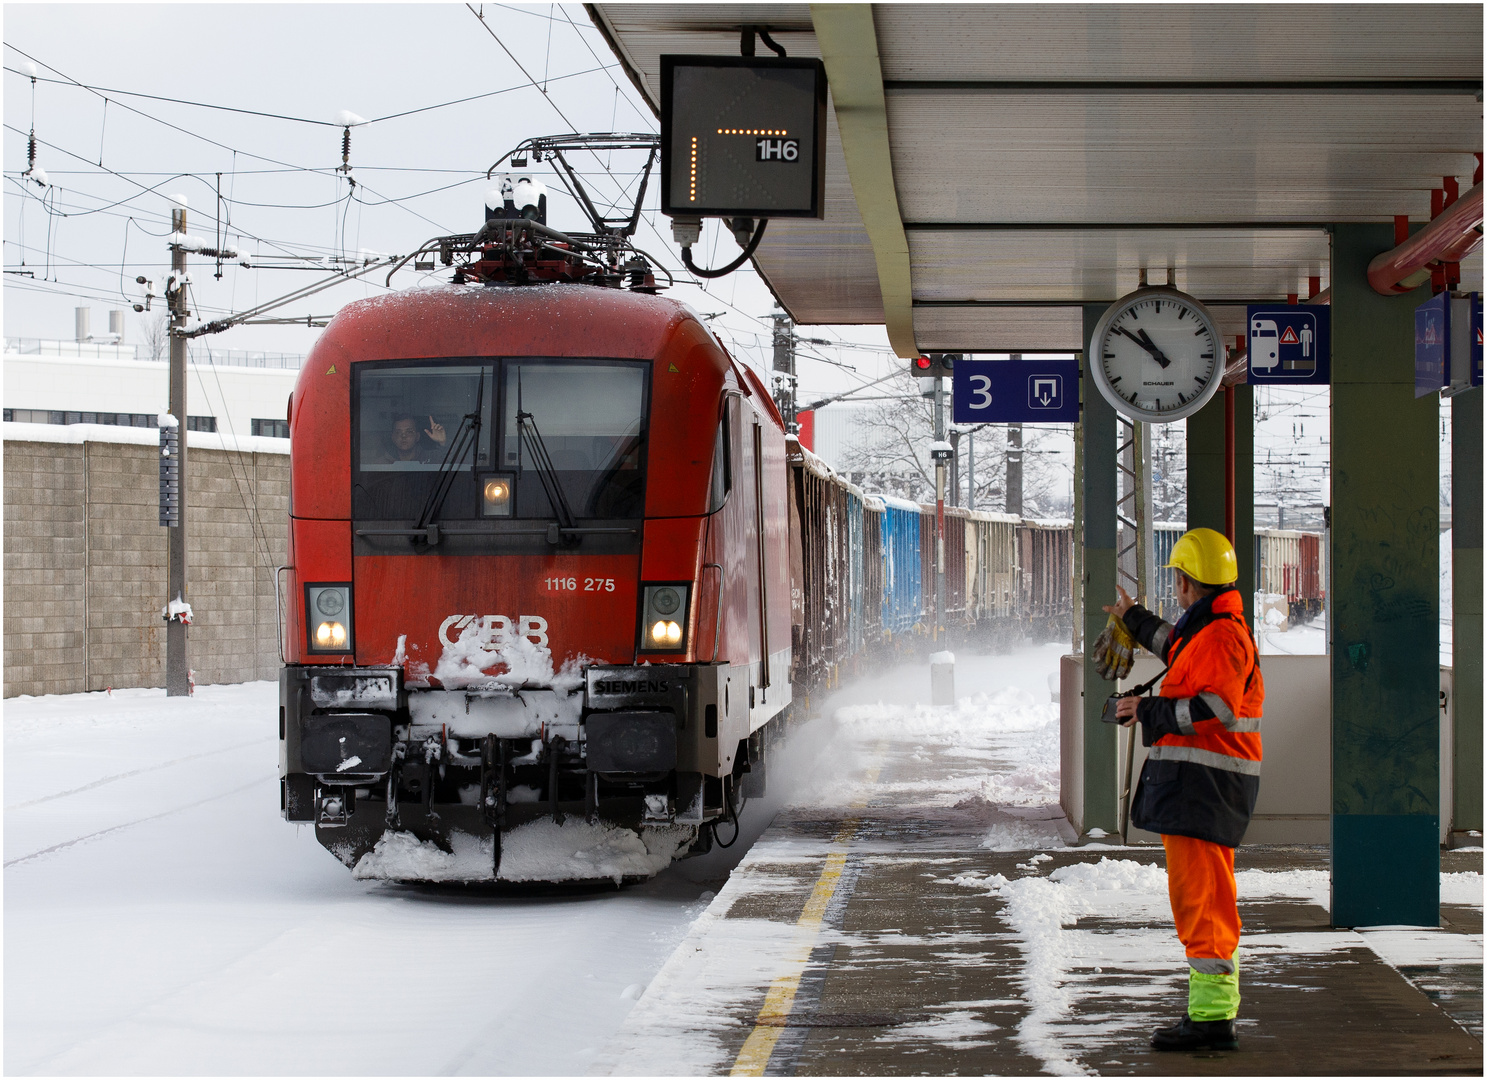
544, 576, 616, 592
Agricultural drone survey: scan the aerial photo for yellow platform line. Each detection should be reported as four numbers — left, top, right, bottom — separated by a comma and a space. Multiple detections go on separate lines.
730, 748, 885, 1076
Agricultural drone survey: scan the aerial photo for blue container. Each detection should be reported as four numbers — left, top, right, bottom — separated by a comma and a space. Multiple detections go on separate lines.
879, 497, 923, 636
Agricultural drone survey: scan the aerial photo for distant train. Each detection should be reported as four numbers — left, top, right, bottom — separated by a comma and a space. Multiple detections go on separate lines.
1254, 528, 1327, 625
1152, 524, 1326, 625
786, 442, 1073, 692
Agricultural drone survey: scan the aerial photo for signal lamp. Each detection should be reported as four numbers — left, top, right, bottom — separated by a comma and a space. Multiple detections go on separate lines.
911, 353, 958, 379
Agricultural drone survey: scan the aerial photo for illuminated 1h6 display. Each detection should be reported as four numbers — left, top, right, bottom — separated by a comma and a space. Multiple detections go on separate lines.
660, 55, 826, 218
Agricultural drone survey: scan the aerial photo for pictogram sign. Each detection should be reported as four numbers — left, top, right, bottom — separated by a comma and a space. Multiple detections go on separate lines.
1247, 306, 1330, 385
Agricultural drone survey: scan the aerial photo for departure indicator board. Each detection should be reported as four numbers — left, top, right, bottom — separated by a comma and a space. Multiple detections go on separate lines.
661, 56, 827, 218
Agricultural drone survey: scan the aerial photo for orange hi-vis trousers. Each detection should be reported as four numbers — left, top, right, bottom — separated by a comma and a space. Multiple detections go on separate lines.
1163, 833, 1242, 1021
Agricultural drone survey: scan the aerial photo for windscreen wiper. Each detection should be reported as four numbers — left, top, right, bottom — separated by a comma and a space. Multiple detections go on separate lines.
414, 370, 484, 543
514, 372, 578, 541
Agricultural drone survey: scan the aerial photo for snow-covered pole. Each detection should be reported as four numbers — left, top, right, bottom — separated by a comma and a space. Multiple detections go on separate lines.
165, 197, 191, 696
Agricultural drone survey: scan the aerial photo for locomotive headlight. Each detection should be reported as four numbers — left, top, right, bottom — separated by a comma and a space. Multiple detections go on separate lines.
306, 584, 353, 653
481, 473, 513, 517
640, 584, 689, 652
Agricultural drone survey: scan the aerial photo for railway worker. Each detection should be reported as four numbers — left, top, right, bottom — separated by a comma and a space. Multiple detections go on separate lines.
382, 414, 447, 463
1101, 527, 1263, 1053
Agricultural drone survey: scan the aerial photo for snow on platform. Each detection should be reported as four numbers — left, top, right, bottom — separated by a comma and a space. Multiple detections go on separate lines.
592, 645, 1483, 1076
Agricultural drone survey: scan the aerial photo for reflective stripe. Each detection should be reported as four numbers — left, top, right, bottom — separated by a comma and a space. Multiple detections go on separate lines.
1174, 697, 1196, 735
1197, 691, 1263, 732
1188, 957, 1236, 975
1195, 693, 1266, 734
1152, 622, 1172, 657
1148, 743, 1262, 777
1197, 690, 1235, 725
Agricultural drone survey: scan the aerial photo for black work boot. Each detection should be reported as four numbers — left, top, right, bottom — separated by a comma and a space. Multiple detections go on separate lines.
1150, 1015, 1239, 1051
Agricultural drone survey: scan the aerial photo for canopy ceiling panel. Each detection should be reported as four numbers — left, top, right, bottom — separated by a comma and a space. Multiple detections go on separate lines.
910, 306, 1084, 353
871, 4, 1482, 81
888, 92, 1483, 223
909, 229, 1331, 304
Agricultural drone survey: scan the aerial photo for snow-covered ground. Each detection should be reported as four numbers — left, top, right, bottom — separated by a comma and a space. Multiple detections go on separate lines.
8, 644, 1480, 1075
4, 682, 738, 1075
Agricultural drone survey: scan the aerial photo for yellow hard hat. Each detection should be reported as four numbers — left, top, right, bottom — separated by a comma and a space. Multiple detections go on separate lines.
1165, 527, 1238, 586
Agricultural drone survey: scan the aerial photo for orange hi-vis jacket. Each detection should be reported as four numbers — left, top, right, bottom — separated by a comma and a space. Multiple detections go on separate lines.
1123, 587, 1264, 847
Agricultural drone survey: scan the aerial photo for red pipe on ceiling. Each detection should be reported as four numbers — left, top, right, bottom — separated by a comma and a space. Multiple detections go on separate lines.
1367, 182, 1483, 295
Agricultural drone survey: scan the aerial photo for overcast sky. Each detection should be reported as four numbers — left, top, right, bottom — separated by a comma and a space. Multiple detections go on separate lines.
3, 2, 900, 401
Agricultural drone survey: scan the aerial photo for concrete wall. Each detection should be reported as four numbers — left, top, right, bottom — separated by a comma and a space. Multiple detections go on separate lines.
4, 429, 288, 696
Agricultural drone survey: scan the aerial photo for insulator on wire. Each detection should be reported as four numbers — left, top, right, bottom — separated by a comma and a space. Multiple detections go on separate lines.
28, 131, 36, 171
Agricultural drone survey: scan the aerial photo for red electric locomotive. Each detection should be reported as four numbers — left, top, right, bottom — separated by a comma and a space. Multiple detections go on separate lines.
279, 139, 792, 882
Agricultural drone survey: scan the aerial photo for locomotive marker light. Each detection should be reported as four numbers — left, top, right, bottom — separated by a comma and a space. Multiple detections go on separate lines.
660, 55, 827, 220
640, 583, 691, 652
306, 584, 353, 654
481, 474, 514, 516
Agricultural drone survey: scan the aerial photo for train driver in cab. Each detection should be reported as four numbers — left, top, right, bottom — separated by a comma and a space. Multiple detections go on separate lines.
381, 414, 446, 464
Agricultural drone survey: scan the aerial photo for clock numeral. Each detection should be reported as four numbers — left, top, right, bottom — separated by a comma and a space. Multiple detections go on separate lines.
1194, 327, 1207, 336
1179, 306, 1189, 320
1201, 353, 1213, 359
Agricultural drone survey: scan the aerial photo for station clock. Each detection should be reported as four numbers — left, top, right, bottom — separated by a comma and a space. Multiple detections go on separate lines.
1088, 287, 1225, 423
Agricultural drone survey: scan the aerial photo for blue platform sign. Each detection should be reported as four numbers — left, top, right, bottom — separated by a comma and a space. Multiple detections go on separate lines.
1415, 292, 1448, 398
1473, 293, 1483, 388
952, 357, 1081, 424
1247, 305, 1330, 384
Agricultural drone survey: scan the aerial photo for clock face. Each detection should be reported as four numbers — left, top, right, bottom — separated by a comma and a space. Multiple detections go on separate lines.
1090, 287, 1224, 423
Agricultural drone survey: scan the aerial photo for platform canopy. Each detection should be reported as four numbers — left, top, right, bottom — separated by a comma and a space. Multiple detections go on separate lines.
588, 3, 1484, 355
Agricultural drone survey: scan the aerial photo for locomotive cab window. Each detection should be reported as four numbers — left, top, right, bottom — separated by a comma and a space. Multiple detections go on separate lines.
707, 407, 731, 513
353, 363, 494, 521
352, 358, 648, 527
502, 361, 648, 520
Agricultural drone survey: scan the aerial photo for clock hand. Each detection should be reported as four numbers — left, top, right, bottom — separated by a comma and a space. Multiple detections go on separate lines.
1134, 328, 1174, 369
1113, 324, 1174, 369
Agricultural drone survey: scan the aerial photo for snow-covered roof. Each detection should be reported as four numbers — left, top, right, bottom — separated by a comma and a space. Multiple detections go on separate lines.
3, 421, 289, 455
867, 492, 924, 513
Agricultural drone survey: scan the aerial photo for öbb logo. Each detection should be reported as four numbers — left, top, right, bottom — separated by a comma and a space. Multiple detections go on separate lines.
438, 615, 550, 649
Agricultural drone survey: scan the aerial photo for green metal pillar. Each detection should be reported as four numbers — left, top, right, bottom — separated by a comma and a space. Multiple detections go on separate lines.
1330, 223, 1440, 927
1184, 386, 1254, 626
1082, 304, 1119, 835
1452, 389, 1482, 839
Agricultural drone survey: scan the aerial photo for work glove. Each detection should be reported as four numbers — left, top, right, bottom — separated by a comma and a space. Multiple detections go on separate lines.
1091, 613, 1136, 682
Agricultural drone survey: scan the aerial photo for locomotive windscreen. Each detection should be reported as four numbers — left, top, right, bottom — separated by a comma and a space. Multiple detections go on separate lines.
351, 358, 647, 527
